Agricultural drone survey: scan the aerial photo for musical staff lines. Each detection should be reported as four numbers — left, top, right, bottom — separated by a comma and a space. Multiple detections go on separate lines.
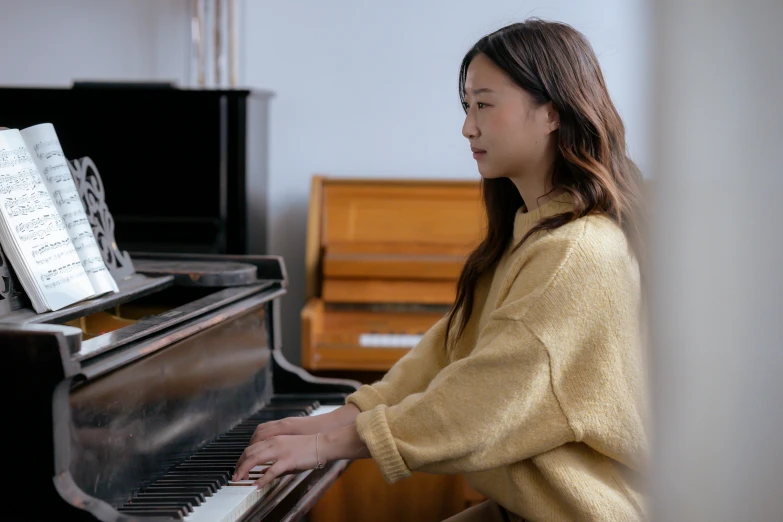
0, 168, 42, 194
53, 187, 79, 206
44, 163, 72, 184
16, 213, 67, 242
4, 191, 54, 217
30, 238, 72, 259
33, 139, 64, 161
0, 146, 32, 168
40, 260, 83, 289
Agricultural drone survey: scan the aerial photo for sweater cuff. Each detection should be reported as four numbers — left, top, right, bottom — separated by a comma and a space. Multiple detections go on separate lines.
345, 384, 386, 412
355, 406, 412, 484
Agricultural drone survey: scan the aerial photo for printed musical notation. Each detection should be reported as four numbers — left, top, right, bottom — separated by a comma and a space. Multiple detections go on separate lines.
67, 216, 89, 230
34, 249, 71, 266
40, 261, 83, 289
4, 191, 54, 217
17, 214, 67, 242
53, 187, 79, 206
81, 255, 106, 271
0, 145, 32, 168
16, 213, 61, 233
34, 139, 64, 161
31, 238, 72, 258
44, 164, 72, 184
0, 168, 42, 194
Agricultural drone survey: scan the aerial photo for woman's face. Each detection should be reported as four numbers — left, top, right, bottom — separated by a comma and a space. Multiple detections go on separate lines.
462, 53, 559, 182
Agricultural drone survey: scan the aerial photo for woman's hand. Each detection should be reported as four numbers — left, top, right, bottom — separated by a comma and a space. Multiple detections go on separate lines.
248, 404, 360, 446
233, 422, 371, 489
233, 434, 321, 488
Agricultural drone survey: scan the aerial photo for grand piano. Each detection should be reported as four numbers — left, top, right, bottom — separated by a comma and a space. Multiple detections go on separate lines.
0, 157, 360, 521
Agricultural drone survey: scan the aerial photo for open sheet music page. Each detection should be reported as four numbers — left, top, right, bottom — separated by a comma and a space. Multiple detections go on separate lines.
21, 124, 119, 296
0, 128, 95, 312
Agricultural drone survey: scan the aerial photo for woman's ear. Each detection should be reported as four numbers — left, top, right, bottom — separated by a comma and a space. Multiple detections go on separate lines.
545, 102, 560, 134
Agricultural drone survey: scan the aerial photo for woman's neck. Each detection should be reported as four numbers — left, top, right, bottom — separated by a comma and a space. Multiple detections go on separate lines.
509, 146, 560, 212
509, 172, 563, 213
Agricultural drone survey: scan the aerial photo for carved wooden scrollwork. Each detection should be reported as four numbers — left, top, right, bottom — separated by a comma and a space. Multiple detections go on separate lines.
0, 242, 28, 315
67, 157, 135, 280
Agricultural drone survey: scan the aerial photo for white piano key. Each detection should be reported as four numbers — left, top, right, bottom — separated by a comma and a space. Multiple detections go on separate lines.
183, 483, 275, 522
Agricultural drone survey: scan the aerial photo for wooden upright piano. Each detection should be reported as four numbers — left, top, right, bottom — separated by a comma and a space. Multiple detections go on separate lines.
0, 160, 360, 522
301, 175, 484, 373
300, 176, 488, 522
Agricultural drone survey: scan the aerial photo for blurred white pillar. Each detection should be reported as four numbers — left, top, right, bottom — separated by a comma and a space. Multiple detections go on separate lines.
650, 1, 783, 520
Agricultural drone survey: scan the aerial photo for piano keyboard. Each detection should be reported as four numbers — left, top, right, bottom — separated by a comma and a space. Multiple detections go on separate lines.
117, 399, 342, 521
358, 333, 423, 348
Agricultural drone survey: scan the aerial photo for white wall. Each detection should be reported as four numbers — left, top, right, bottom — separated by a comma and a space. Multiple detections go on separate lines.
0, 0, 650, 364
242, 0, 651, 363
0, 0, 188, 86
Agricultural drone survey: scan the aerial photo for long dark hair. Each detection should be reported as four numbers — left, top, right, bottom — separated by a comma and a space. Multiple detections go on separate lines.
445, 19, 647, 349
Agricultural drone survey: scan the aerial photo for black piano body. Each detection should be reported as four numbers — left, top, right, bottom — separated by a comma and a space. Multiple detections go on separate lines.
0, 253, 359, 522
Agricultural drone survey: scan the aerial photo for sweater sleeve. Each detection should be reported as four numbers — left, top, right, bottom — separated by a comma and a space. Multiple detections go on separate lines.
355, 317, 575, 483
345, 315, 451, 412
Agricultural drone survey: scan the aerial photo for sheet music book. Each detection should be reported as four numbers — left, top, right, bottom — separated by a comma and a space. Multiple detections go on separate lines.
0, 123, 118, 313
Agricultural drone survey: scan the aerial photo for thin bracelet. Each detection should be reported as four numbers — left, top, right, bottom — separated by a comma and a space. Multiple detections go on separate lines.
315, 433, 325, 470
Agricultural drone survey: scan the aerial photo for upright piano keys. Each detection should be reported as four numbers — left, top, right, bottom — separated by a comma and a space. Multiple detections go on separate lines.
0, 252, 360, 522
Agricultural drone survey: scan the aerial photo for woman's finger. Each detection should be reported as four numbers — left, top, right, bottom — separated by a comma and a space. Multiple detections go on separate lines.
254, 461, 286, 490
233, 442, 264, 480
234, 442, 277, 481
250, 420, 284, 445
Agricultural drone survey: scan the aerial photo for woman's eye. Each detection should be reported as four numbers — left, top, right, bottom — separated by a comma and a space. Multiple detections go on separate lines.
462, 102, 487, 111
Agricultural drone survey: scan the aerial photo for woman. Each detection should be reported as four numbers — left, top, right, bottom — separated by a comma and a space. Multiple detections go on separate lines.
234, 19, 648, 522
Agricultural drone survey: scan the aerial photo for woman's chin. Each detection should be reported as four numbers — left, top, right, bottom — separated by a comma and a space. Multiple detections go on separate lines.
477, 167, 501, 179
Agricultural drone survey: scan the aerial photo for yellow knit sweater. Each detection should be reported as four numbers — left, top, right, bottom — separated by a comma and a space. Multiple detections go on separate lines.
346, 194, 648, 521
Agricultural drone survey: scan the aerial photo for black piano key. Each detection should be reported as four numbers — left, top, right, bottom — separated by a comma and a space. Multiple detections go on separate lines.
187, 453, 243, 459
247, 410, 308, 419
153, 480, 218, 493
196, 458, 242, 463
163, 470, 231, 478
141, 486, 211, 498
189, 451, 244, 456
155, 476, 222, 483
133, 493, 203, 505
142, 483, 212, 490
122, 501, 194, 514
162, 472, 229, 483
174, 462, 234, 468
270, 394, 325, 404
194, 443, 242, 448
117, 507, 184, 519
171, 468, 233, 476
257, 403, 317, 413
271, 392, 346, 405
